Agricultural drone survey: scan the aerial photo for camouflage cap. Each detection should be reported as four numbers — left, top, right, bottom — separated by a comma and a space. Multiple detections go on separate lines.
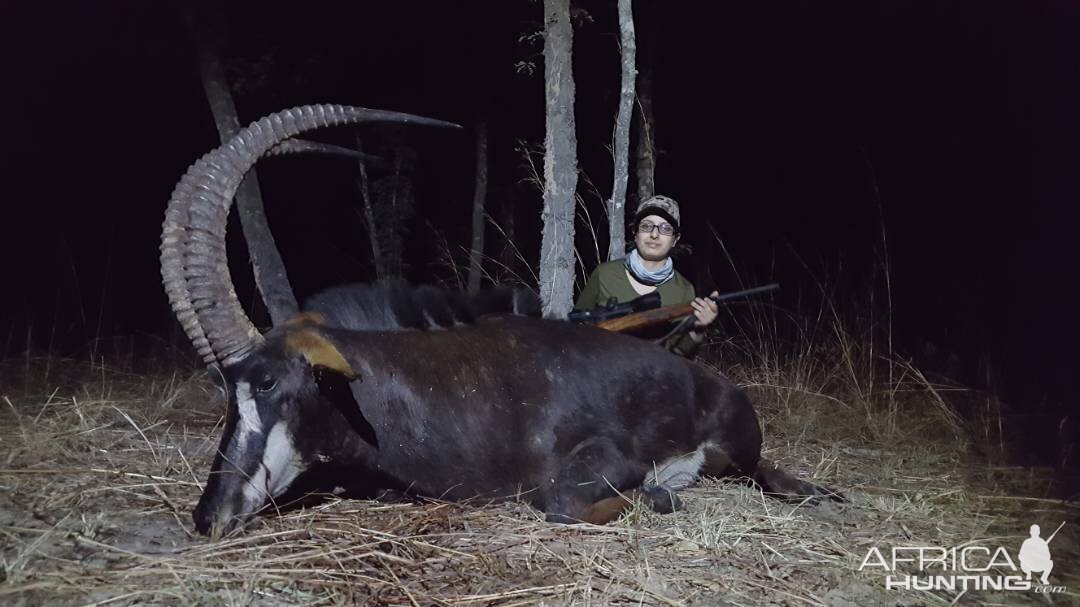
635, 195, 681, 227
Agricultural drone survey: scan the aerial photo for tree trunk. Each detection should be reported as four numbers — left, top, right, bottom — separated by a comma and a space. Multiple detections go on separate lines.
608, 0, 636, 261
539, 0, 579, 318
498, 186, 519, 285
383, 146, 406, 278
373, 139, 415, 279
632, 2, 658, 204
467, 121, 489, 293
191, 10, 297, 325
354, 136, 386, 279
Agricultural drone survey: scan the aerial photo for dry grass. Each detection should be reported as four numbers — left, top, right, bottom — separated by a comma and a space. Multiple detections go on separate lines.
1, 322, 1078, 606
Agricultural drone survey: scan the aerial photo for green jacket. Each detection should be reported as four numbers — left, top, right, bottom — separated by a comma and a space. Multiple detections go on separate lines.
575, 260, 703, 358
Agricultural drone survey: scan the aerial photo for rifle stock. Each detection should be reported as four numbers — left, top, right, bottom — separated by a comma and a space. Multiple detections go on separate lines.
596, 302, 695, 332
595, 283, 780, 333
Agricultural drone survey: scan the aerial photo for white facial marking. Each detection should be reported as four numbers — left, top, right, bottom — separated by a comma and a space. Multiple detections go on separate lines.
234, 381, 263, 447
645, 441, 714, 490
241, 464, 268, 512
263, 422, 304, 497
239, 421, 305, 512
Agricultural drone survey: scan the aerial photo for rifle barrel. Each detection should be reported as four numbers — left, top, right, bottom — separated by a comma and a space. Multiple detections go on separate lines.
1046, 521, 1066, 544
711, 283, 780, 304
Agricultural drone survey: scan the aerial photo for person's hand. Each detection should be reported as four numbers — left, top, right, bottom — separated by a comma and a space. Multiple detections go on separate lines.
691, 292, 719, 328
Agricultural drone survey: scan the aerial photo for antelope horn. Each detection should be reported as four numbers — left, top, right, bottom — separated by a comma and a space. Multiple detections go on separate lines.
160, 104, 460, 366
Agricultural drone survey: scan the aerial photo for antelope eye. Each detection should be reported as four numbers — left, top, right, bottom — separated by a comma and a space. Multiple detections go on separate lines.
255, 375, 278, 393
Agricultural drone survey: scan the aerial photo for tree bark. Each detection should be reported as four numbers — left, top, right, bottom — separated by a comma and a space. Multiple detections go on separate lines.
191, 10, 298, 325
632, 2, 658, 204
539, 0, 579, 318
467, 121, 489, 293
607, 0, 636, 261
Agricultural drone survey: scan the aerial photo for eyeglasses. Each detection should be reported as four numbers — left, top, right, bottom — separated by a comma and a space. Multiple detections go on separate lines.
638, 221, 676, 236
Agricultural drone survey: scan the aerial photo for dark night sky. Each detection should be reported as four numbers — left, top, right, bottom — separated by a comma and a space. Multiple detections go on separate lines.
2, 1, 1078, 422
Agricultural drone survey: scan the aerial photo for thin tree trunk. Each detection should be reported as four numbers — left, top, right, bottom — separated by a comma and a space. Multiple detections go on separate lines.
634, 70, 656, 203
608, 0, 636, 261
354, 136, 386, 280
191, 11, 297, 325
499, 186, 518, 284
386, 148, 404, 278
633, 2, 657, 204
467, 121, 489, 293
539, 0, 579, 318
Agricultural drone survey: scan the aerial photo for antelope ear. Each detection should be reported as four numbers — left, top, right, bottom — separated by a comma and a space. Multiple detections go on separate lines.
285, 328, 358, 380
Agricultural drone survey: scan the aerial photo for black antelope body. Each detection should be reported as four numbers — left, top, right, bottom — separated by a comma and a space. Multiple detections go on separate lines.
160, 104, 842, 537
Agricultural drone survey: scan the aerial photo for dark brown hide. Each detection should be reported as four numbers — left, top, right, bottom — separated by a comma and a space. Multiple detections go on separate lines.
193, 313, 840, 534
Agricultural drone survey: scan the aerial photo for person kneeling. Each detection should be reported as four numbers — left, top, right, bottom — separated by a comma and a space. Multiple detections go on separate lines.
575, 195, 718, 359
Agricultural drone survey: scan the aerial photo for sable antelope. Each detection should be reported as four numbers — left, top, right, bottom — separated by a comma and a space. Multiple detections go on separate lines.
161, 105, 842, 538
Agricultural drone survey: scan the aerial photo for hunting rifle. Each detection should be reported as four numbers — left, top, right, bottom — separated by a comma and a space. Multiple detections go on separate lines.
591, 283, 780, 334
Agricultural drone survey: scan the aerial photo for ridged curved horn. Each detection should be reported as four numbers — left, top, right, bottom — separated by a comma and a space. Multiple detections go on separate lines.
266, 138, 385, 165
161, 104, 461, 366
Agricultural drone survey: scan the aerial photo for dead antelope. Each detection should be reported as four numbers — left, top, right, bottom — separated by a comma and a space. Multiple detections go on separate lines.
160, 104, 842, 537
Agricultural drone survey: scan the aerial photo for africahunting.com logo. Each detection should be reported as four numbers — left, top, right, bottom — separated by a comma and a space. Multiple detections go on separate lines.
859, 522, 1067, 594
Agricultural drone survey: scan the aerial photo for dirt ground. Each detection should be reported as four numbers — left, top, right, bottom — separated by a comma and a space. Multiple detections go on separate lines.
1, 356, 1077, 606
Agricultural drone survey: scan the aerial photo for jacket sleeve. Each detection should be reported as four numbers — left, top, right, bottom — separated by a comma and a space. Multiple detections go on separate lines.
575, 268, 604, 310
